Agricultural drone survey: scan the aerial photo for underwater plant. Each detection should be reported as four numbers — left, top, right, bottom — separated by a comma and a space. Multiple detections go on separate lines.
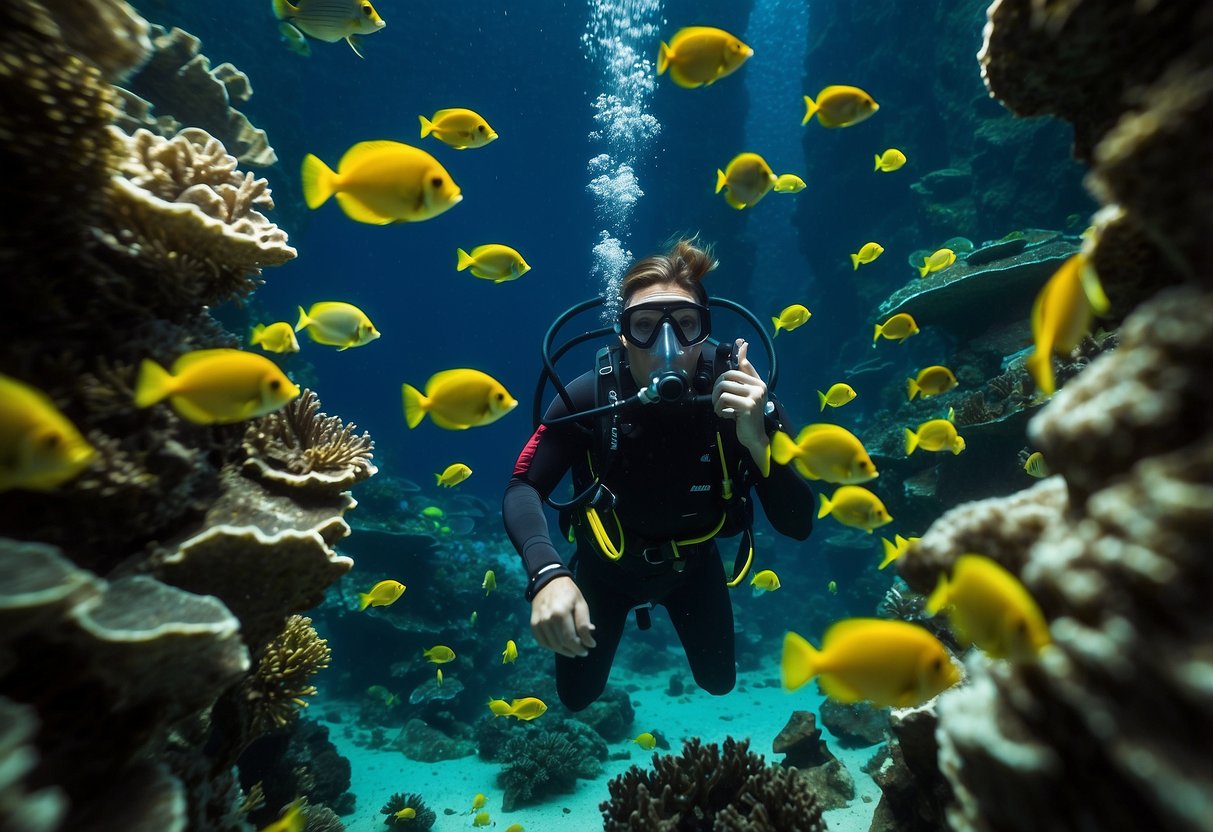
379, 792, 436, 829
498, 730, 600, 810
242, 615, 332, 732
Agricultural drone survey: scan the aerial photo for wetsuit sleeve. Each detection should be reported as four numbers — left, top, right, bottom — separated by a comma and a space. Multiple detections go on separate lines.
502, 372, 596, 600
750, 396, 815, 540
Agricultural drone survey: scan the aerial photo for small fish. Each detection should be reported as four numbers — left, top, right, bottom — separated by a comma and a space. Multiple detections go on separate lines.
850, 242, 884, 271
505, 826, 525, 832
394, 808, 416, 820
633, 732, 657, 750
1024, 451, 1049, 478
926, 554, 1051, 660
402, 369, 517, 430
657, 26, 753, 89
436, 462, 473, 487
1025, 253, 1109, 397
0, 374, 96, 493
359, 579, 405, 611
817, 485, 892, 534
878, 534, 919, 570
301, 140, 462, 225
250, 322, 300, 354
917, 248, 956, 278
905, 418, 965, 456
134, 349, 299, 425
436, 668, 443, 686
802, 85, 879, 128
715, 152, 778, 209
473, 812, 491, 828
423, 645, 456, 664
750, 569, 781, 593
771, 424, 878, 484
827, 580, 838, 595
271, 0, 385, 58
277, 22, 311, 57
471, 794, 487, 811
469, 610, 478, 625
906, 366, 958, 401
782, 619, 960, 708
771, 304, 811, 337
506, 697, 548, 721
457, 244, 531, 283
818, 383, 857, 412
502, 639, 518, 664
487, 698, 513, 717
295, 302, 380, 350
482, 569, 497, 595
419, 108, 498, 149
258, 799, 305, 832
873, 312, 920, 345
421, 506, 445, 520
366, 685, 400, 707
874, 148, 906, 172
773, 173, 806, 193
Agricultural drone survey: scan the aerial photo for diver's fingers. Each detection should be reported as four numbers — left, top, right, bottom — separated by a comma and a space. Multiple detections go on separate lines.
715, 393, 751, 417
715, 378, 759, 398
736, 339, 759, 378
535, 616, 580, 658
573, 599, 597, 649
556, 608, 589, 657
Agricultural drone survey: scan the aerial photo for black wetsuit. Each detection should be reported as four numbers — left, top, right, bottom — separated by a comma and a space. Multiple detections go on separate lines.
502, 356, 814, 711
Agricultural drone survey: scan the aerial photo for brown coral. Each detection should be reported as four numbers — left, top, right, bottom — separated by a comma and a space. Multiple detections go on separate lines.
242, 616, 332, 734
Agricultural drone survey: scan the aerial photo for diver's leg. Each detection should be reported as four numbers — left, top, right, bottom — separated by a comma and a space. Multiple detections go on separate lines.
662, 553, 736, 695
554, 559, 631, 711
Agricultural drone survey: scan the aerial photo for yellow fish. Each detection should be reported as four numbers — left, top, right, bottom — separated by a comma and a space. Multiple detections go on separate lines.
874, 148, 906, 172
456, 244, 531, 283
259, 799, 305, 832
771, 424, 878, 484
750, 569, 781, 593
917, 248, 956, 278
1024, 451, 1049, 478
850, 242, 884, 270
773, 173, 806, 193
802, 85, 879, 127
502, 639, 518, 664
873, 312, 920, 345
278, 22, 311, 57
657, 26, 753, 89
402, 369, 517, 430
394, 808, 416, 820
818, 383, 857, 412
473, 812, 491, 828
436, 462, 472, 487
505, 826, 524, 832
271, 0, 384, 58
771, 304, 811, 336
366, 685, 400, 706
482, 569, 497, 595
469, 611, 478, 625
715, 152, 777, 209
926, 554, 1051, 660
505, 697, 548, 721
250, 322, 300, 354
423, 645, 456, 664
295, 302, 380, 350
487, 698, 513, 717
817, 485, 892, 534
827, 580, 838, 595
301, 140, 462, 225
0, 374, 96, 493
359, 579, 405, 611
134, 349, 299, 425
471, 793, 487, 811
906, 366, 958, 401
419, 108, 498, 149
904, 419, 965, 456
1025, 253, 1109, 397
633, 732, 657, 750
878, 534, 919, 570
437, 667, 443, 686
782, 619, 960, 708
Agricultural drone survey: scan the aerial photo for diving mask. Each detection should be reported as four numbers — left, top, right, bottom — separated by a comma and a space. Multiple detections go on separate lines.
618, 301, 711, 403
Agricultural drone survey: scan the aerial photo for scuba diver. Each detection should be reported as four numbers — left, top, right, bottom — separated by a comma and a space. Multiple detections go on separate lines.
501, 238, 814, 710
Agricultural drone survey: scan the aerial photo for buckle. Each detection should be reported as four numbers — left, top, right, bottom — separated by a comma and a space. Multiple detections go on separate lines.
642, 546, 665, 564
588, 483, 616, 513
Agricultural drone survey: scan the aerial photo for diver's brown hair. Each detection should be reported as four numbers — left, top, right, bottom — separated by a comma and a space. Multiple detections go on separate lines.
620, 237, 717, 306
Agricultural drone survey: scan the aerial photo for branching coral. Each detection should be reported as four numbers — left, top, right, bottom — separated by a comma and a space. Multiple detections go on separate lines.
242, 616, 331, 733
498, 731, 591, 810
379, 793, 436, 830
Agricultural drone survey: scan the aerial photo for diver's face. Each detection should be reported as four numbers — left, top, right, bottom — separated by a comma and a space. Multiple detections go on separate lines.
620, 284, 704, 389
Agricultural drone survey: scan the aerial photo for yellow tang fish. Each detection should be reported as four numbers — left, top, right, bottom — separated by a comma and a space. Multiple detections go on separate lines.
874, 148, 907, 172
905, 418, 965, 456
851, 242, 884, 270
927, 554, 1051, 660
359, 579, 405, 611
402, 369, 517, 430
420, 108, 498, 149
456, 244, 531, 283
295, 302, 380, 350
873, 312, 919, 345
471, 793, 487, 811
1025, 253, 1109, 397
773, 173, 806, 193
473, 812, 491, 828
482, 569, 497, 595
506, 697, 548, 721
906, 365, 957, 401
633, 732, 657, 750
771, 424, 878, 484
271, 0, 384, 59
827, 580, 838, 595
878, 534, 919, 570
250, 322, 300, 354
487, 697, 513, 717
502, 639, 518, 664
782, 619, 960, 708
366, 685, 399, 706
715, 152, 777, 209
0, 374, 96, 493
277, 22, 311, 57
423, 645, 456, 664
259, 799, 304, 832
504, 825, 525, 832
135, 349, 299, 425
1023, 451, 1049, 478
917, 248, 956, 278
394, 808, 416, 820
436, 462, 472, 487
469, 610, 478, 625
818, 383, 857, 412
771, 304, 811, 336
436, 668, 443, 686
802, 85, 880, 128
301, 140, 462, 225
750, 569, 781, 593
657, 26, 753, 89
817, 485, 892, 533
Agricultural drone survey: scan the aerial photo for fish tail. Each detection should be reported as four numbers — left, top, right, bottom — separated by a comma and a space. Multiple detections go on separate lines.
918, 261, 930, 278
456, 248, 476, 271
1078, 259, 1110, 315
818, 390, 828, 412
802, 94, 818, 126
294, 306, 311, 333
878, 537, 898, 571
134, 359, 174, 408
872, 323, 882, 344
852, 253, 861, 271
358, 593, 373, 611
657, 41, 672, 75
419, 114, 435, 138
715, 169, 727, 194
1025, 350, 1055, 397
780, 630, 820, 691
924, 571, 951, 616
816, 492, 833, 520
271, 0, 298, 21
402, 383, 428, 429
904, 428, 919, 456
250, 324, 265, 345
906, 378, 919, 401
301, 153, 337, 209
875, 154, 882, 172
770, 431, 798, 466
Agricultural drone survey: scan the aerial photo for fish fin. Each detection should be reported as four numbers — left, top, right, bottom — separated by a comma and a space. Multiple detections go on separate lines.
873, 323, 882, 344
918, 261, 930, 278
904, 428, 918, 456
906, 378, 919, 401
724, 190, 747, 210
295, 306, 310, 333
456, 248, 475, 271
878, 538, 898, 571
819, 390, 831, 412
874, 154, 882, 172
429, 411, 472, 430
1078, 259, 1110, 315
852, 253, 861, 270
817, 492, 832, 520
300, 154, 336, 209
1025, 350, 1055, 398
346, 34, 365, 59
134, 359, 174, 408
358, 593, 372, 611
335, 192, 394, 225
802, 94, 817, 126
250, 324, 265, 345
402, 384, 427, 429
780, 631, 820, 691
924, 571, 950, 616
271, 0, 298, 20
715, 169, 727, 194
817, 672, 865, 704
419, 114, 435, 138
770, 431, 798, 466
657, 41, 672, 75
166, 394, 218, 425
771, 316, 782, 336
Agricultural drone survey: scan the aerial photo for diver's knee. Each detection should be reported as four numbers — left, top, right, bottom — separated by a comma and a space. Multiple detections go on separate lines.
694, 666, 736, 696
557, 676, 605, 712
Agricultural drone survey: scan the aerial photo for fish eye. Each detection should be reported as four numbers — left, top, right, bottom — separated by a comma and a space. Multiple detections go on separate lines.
42, 433, 62, 449
931, 657, 943, 672
430, 176, 444, 188
496, 393, 505, 401
269, 379, 282, 391
477, 125, 486, 133
361, 2, 372, 15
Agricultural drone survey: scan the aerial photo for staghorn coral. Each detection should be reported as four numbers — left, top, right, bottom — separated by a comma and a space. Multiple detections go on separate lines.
379, 793, 436, 830
243, 389, 377, 494
241, 616, 331, 733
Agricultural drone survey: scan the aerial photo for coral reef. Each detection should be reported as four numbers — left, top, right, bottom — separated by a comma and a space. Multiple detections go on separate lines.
241, 616, 331, 733
771, 711, 856, 811
818, 699, 889, 749
864, 703, 953, 832
379, 793, 436, 830
0, 697, 66, 832
498, 730, 603, 810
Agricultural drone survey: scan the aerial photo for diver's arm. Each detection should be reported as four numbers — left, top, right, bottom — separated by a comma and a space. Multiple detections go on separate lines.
752, 398, 816, 540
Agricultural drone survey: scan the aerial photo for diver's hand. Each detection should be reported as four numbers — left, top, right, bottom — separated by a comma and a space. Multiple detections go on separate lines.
531, 576, 597, 658
713, 339, 769, 466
